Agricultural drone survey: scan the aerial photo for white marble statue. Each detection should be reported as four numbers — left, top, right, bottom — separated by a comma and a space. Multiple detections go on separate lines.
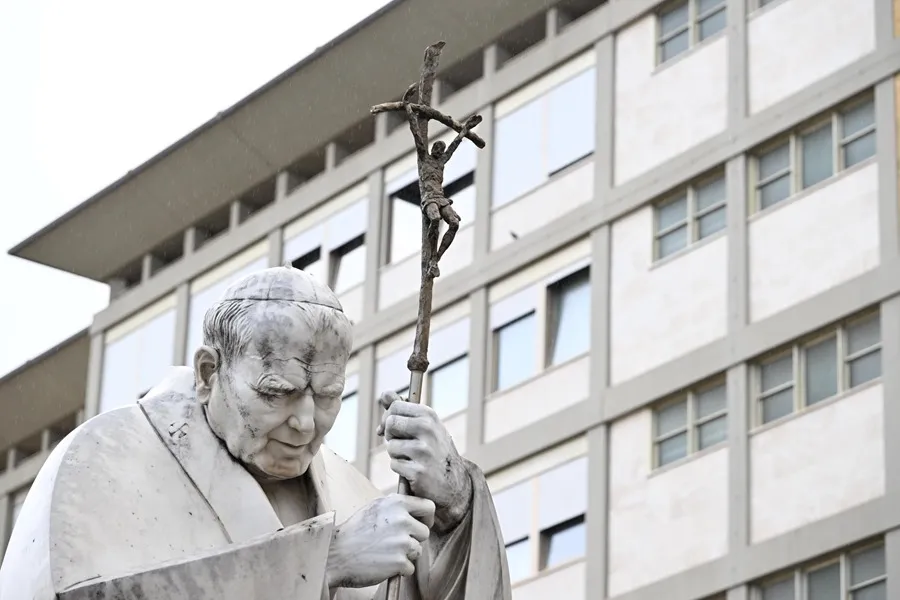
0, 266, 511, 599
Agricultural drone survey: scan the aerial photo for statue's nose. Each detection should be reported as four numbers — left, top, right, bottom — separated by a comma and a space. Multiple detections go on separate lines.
286, 395, 316, 438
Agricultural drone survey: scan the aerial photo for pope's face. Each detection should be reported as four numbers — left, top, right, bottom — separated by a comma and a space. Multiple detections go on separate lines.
204, 309, 349, 480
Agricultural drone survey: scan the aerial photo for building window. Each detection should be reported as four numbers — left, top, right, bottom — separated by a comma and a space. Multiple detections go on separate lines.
428, 355, 469, 418
291, 247, 326, 283
753, 96, 876, 212
10, 485, 30, 530
492, 66, 596, 208
386, 149, 476, 266
547, 268, 591, 366
494, 457, 588, 583
186, 254, 269, 361
755, 311, 881, 426
493, 313, 537, 391
653, 380, 727, 467
325, 391, 358, 463
541, 515, 586, 570
101, 297, 178, 413
330, 235, 366, 294
756, 541, 885, 600
657, 0, 726, 64
654, 173, 726, 260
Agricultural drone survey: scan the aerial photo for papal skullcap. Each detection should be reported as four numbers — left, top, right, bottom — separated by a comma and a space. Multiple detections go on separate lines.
218, 265, 344, 312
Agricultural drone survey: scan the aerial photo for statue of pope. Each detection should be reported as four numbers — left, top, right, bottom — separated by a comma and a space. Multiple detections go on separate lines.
0, 266, 511, 600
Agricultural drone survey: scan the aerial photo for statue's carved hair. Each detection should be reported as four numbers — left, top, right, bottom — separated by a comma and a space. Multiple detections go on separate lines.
199, 266, 353, 367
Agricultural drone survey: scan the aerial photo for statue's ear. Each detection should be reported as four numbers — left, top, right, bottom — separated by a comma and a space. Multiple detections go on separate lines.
194, 346, 220, 404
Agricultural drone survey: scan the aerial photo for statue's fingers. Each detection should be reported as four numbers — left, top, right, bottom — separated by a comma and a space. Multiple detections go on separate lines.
376, 391, 405, 436
387, 401, 433, 419
379, 390, 403, 410
384, 414, 427, 440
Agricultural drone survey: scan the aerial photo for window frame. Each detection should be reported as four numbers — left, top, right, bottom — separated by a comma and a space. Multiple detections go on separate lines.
653, 171, 727, 261
545, 266, 592, 367
491, 63, 597, 209
752, 310, 882, 428
656, 0, 727, 65
329, 234, 366, 294
753, 540, 886, 600
491, 311, 538, 393
751, 94, 876, 214
494, 457, 588, 585
652, 378, 728, 469
426, 353, 470, 419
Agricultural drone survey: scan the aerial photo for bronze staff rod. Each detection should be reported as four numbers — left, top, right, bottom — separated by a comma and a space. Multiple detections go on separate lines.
370, 41, 485, 600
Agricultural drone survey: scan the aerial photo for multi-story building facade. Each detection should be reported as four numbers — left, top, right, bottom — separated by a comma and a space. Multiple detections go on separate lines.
2, 0, 898, 597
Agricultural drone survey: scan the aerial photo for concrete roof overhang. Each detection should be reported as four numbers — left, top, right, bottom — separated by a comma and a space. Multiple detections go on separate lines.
0, 330, 89, 451
9, 0, 557, 282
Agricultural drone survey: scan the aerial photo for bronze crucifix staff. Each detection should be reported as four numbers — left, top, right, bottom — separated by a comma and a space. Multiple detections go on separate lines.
370, 41, 485, 600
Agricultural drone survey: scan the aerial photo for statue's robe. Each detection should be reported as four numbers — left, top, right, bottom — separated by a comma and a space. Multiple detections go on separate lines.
0, 368, 510, 600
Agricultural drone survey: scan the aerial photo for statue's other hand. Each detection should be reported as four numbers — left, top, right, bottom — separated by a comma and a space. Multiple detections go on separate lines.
327, 494, 434, 589
377, 391, 474, 533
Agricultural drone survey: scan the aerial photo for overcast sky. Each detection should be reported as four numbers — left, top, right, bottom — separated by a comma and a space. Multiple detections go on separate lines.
0, 0, 391, 377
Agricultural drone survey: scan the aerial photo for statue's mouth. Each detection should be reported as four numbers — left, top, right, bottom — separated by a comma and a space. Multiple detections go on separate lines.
271, 438, 306, 451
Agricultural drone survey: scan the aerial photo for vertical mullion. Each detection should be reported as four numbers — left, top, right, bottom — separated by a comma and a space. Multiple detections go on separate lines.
685, 185, 700, 246
832, 112, 841, 175
531, 477, 541, 575
694, 0, 701, 44
790, 134, 799, 196
837, 325, 847, 394
686, 391, 700, 456
793, 345, 803, 413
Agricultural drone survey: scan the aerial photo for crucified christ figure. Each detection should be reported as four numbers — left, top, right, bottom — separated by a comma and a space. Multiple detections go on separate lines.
402, 81, 483, 275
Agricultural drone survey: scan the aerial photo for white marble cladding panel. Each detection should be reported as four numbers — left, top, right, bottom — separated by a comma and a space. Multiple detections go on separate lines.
748, 0, 876, 114
750, 384, 885, 543
610, 206, 727, 385
490, 161, 594, 252
608, 410, 728, 596
748, 163, 880, 322
614, 16, 727, 185
483, 355, 589, 443
513, 561, 585, 600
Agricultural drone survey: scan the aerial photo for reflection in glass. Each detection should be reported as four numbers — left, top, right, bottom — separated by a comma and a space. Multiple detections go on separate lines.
848, 314, 881, 355
805, 337, 837, 405
101, 306, 177, 413
760, 576, 794, 600
492, 101, 544, 207
429, 356, 469, 418
658, 432, 688, 466
390, 192, 422, 263
548, 269, 590, 366
761, 388, 794, 424
849, 351, 881, 388
186, 256, 269, 361
699, 416, 727, 449
326, 392, 358, 462
543, 516, 586, 569
656, 400, 687, 437
807, 562, 840, 600
506, 538, 531, 582
331, 236, 366, 294
546, 68, 596, 174
801, 124, 834, 189
850, 545, 886, 587
658, 226, 688, 258
761, 354, 792, 391
494, 313, 536, 391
